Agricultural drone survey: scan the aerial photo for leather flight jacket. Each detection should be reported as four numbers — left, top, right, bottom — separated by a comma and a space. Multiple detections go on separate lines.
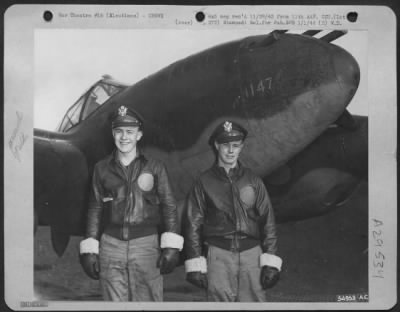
184, 163, 278, 259
86, 150, 179, 241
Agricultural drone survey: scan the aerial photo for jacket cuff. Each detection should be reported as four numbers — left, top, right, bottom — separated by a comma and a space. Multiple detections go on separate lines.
260, 253, 282, 271
80, 237, 99, 254
160, 232, 184, 251
185, 256, 207, 273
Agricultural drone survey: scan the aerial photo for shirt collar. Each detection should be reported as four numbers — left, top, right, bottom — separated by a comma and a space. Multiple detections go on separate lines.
212, 161, 243, 180
111, 148, 146, 166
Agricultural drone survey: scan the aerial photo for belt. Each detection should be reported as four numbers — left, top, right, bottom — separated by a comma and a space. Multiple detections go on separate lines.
104, 224, 158, 241
222, 234, 249, 240
206, 234, 259, 253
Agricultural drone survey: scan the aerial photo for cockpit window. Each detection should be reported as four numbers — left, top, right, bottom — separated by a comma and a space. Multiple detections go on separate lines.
81, 82, 122, 120
58, 96, 85, 133
57, 78, 126, 132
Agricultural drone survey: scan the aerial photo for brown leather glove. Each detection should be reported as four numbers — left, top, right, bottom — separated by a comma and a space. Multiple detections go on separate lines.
80, 253, 100, 280
260, 265, 280, 289
186, 271, 208, 289
157, 248, 180, 274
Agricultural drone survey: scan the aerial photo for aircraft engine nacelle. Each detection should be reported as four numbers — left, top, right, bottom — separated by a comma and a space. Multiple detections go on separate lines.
266, 116, 368, 222
34, 129, 89, 255
102, 31, 360, 199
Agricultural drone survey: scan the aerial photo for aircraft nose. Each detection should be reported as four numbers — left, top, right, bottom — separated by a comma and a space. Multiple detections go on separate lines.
332, 48, 360, 98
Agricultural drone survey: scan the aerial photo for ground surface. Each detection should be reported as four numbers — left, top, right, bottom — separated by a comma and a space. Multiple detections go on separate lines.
34, 182, 368, 302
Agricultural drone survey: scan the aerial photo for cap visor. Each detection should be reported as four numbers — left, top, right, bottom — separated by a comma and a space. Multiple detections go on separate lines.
215, 134, 244, 144
112, 121, 141, 128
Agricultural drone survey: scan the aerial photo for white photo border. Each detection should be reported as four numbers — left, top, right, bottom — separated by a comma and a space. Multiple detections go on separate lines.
4, 4, 397, 310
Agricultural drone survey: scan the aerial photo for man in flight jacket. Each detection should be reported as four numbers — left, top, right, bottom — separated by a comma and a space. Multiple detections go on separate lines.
184, 120, 282, 302
79, 105, 183, 301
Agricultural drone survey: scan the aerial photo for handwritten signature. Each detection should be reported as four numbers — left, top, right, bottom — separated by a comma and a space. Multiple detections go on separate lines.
8, 111, 28, 162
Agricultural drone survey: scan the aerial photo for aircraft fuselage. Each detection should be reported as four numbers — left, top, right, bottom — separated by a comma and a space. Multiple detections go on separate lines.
34, 31, 362, 256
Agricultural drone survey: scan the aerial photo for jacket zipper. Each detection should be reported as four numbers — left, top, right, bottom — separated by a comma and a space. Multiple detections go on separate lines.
227, 173, 241, 231
227, 173, 240, 252
227, 169, 242, 299
121, 162, 131, 240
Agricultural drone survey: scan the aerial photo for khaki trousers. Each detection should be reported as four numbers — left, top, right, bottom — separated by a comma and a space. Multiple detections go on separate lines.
207, 244, 267, 302
99, 233, 162, 301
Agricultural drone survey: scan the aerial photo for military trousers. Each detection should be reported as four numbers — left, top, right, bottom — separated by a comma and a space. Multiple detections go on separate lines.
99, 233, 163, 301
206, 244, 267, 302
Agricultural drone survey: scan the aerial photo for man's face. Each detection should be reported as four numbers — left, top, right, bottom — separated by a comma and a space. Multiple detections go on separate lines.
214, 140, 244, 168
112, 126, 143, 155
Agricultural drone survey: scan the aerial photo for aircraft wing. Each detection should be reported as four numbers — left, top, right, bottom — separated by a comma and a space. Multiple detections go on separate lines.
265, 115, 368, 222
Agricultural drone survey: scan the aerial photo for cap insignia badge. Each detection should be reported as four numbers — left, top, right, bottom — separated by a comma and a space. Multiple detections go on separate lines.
118, 106, 127, 116
223, 121, 232, 132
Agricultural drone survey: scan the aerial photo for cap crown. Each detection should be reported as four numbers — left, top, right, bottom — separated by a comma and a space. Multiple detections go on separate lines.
210, 120, 248, 144
110, 105, 143, 129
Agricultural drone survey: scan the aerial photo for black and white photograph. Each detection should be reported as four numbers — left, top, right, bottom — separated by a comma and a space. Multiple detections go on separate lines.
4, 5, 397, 310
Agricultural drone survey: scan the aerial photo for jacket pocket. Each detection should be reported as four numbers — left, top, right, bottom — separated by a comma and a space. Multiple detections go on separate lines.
142, 191, 160, 220
102, 197, 114, 212
142, 191, 160, 206
108, 197, 126, 224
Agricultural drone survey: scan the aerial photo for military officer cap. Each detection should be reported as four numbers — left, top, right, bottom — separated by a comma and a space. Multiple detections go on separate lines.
210, 120, 248, 144
110, 105, 143, 129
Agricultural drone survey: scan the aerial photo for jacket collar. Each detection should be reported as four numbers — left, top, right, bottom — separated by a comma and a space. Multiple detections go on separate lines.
110, 148, 147, 167
108, 148, 147, 182
212, 161, 244, 181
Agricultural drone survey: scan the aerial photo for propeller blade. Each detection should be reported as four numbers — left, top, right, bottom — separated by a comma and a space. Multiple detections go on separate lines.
302, 30, 322, 37
320, 30, 348, 42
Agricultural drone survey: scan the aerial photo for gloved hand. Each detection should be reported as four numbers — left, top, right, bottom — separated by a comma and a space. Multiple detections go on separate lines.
186, 271, 208, 289
260, 265, 280, 289
157, 248, 180, 274
80, 253, 100, 280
